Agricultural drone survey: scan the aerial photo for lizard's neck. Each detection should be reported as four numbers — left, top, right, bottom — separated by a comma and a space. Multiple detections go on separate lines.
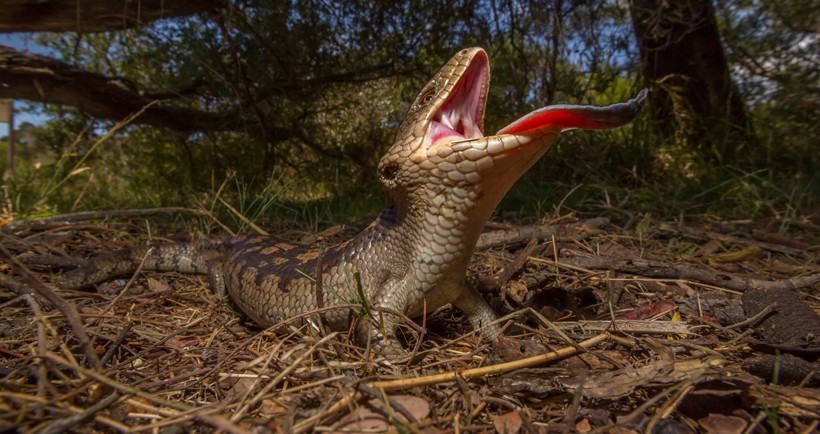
373, 187, 489, 282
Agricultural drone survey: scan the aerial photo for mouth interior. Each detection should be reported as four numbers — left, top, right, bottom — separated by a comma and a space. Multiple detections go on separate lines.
427, 55, 488, 147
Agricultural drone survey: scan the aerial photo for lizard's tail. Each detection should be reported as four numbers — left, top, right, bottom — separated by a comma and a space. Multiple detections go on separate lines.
59, 240, 228, 290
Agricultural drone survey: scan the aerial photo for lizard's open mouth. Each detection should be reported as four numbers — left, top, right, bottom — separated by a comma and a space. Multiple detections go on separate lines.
426, 49, 648, 150
428, 52, 489, 147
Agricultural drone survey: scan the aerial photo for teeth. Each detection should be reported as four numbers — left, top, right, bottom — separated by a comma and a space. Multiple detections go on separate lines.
431, 87, 484, 141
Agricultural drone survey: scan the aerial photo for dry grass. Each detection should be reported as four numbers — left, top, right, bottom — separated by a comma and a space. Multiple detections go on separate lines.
1, 212, 818, 433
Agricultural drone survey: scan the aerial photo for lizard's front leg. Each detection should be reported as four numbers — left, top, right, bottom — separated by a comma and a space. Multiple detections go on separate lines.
452, 282, 501, 340
357, 280, 501, 358
355, 309, 408, 358
354, 278, 420, 358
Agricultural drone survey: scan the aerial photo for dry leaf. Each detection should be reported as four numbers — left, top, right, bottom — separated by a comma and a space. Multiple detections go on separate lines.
121, 396, 154, 414
260, 398, 289, 417
493, 411, 522, 434
618, 300, 676, 320
147, 277, 171, 292
558, 351, 629, 370
504, 280, 529, 304
331, 395, 430, 433
558, 358, 672, 398
697, 414, 747, 434
491, 336, 550, 362
575, 418, 592, 432
493, 369, 558, 397
166, 335, 201, 348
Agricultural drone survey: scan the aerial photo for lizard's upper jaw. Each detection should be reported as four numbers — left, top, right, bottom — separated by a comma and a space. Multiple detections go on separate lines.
425, 51, 489, 148
423, 49, 561, 156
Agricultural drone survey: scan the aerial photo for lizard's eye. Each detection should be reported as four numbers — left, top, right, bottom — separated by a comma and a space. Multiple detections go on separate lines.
411, 83, 437, 111
421, 91, 435, 104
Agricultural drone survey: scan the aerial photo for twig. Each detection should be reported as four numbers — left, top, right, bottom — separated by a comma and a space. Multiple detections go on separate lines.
232, 332, 339, 423
100, 247, 156, 315
294, 333, 610, 433
357, 384, 421, 425
37, 392, 121, 434
664, 224, 810, 258
479, 238, 539, 292
100, 320, 134, 366
724, 304, 775, 330
751, 229, 810, 250
587, 382, 682, 433
529, 254, 820, 292
24, 294, 50, 419
121, 397, 254, 434
648, 381, 698, 432
137, 367, 215, 390
3, 207, 207, 233
0, 245, 102, 370
475, 217, 609, 250
552, 320, 695, 335
44, 352, 193, 412
382, 333, 609, 388
217, 197, 268, 235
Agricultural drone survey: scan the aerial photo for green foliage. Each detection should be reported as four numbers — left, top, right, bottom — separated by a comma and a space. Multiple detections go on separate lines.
3, 0, 817, 227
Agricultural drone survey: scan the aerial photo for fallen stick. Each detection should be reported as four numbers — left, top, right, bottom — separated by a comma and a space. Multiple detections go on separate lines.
527, 254, 820, 293
553, 320, 695, 335
3, 207, 207, 233
293, 332, 611, 433
476, 217, 609, 250
0, 245, 102, 370
661, 223, 810, 258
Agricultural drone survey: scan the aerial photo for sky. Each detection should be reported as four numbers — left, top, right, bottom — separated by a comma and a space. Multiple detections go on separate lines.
0, 33, 54, 138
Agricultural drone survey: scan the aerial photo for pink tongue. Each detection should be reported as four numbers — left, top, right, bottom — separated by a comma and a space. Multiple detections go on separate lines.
429, 121, 461, 145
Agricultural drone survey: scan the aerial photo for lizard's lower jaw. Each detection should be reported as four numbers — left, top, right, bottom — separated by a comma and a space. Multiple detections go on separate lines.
426, 127, 564, 225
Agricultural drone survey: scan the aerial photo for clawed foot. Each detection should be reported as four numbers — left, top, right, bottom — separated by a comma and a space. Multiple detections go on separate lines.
356, 317, 418, 362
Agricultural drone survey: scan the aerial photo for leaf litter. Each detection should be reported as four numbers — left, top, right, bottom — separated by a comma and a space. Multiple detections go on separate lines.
0, 210, 818, 433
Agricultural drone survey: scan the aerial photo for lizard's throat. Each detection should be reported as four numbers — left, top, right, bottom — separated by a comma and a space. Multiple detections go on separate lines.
378, 196, 481, 262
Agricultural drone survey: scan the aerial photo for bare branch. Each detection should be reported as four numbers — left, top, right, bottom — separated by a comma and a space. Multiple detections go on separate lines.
0, 0, 225, 33
0, 45, 398, 135
0, 44, 254, 132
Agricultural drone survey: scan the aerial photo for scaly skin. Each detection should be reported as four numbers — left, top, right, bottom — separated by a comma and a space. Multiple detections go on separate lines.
60, 48, 646, 355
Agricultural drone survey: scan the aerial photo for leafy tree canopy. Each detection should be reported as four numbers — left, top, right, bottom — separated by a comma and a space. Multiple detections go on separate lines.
1, 0, 816, 220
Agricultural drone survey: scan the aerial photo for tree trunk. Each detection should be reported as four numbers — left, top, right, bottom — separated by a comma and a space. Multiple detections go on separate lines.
629, 0, 752, 165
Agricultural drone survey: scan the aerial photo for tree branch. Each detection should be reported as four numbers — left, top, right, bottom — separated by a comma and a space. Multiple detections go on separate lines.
1, 44, 399, 135
0, 0, 225, 33
0, 44, 254, 132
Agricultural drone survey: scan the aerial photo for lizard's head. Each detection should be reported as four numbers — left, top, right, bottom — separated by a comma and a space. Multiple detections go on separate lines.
378, 47, 646, 234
